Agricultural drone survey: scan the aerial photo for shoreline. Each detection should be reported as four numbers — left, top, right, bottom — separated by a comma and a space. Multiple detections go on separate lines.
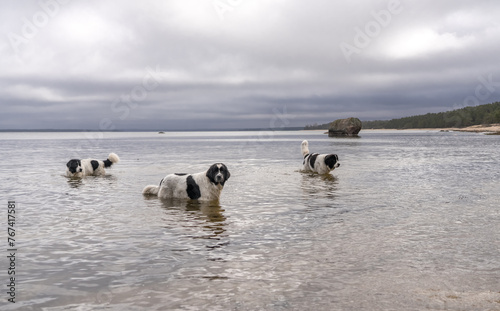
304, 124, 500, 134
303, 123, 500, 134
1, 124, 499, 134
362, 124, 500, 133
442, 124, 500, 133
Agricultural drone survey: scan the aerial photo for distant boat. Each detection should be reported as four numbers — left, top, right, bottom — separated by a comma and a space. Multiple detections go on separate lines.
158, 131, 165, 134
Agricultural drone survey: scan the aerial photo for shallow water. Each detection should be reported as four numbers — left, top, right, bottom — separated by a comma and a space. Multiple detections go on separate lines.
0, 130, 499, 310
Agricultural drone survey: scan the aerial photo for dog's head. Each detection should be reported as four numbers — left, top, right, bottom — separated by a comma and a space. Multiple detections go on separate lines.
206, 163, 230, 186
66, 159, 83, 174
324, 154, 340, 170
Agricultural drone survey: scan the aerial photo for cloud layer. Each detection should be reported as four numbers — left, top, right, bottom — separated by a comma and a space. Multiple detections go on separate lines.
1, 0, 500, 130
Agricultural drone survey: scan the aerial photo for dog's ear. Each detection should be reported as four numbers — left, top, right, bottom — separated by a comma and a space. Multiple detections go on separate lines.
221, 164, 230, 180
325, 154, 338, 169
66, 160, 71, 168
206, 164, 218, 183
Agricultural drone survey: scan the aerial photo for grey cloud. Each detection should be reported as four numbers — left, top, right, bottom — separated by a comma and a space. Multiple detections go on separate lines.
1, 0, 500, 130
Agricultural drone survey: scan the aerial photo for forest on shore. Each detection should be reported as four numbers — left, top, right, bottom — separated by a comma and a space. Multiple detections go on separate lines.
304, 102, 500, 130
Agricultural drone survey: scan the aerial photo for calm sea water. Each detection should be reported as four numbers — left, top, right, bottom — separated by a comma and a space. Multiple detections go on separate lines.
0, 130, 499, 311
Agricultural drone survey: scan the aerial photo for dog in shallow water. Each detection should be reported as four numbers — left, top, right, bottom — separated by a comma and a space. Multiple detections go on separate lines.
142, 163, 230, 201
66, 153, 120, 177
301, 140, 340, 174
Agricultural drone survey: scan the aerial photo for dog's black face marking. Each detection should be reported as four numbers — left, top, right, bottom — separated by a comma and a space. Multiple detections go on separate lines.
103, 159, 113, 168
309, 153, 319, 169
206, 164, 218, 184
175, 173, 187, 176
206, 163, 230, 186
91, 160, 99, 171
186, 175, 201, 200
66, 159, 82, 174
324, 154, 339, 169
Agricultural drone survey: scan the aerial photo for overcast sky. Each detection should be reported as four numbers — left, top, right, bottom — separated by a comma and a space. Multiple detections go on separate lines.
1, 0, 500, 130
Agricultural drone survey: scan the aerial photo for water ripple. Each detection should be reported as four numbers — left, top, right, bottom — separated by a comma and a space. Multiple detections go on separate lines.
1, 131, 499, 310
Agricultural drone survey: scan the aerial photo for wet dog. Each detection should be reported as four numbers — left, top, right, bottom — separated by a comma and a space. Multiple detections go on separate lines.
142, 163, 230, 201
66, 153, 120, 177
301, 140, 340, 174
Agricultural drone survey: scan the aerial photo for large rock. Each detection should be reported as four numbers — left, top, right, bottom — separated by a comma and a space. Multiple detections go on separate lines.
328, 117, 362, 137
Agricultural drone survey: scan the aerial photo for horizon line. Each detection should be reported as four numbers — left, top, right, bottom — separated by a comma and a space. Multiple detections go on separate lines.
0, 127, 306, 133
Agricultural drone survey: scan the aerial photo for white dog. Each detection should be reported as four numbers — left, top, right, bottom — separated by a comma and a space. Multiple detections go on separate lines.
142, 163, 230, 201
66, 153, 120, 177
301, 140, 340, 174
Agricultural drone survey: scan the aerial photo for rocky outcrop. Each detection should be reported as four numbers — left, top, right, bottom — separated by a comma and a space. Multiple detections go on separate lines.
328, 117, 362, 137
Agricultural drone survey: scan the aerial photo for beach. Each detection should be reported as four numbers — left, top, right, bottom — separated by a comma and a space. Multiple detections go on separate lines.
445, 123, 500, 133
357, 123, 500, 133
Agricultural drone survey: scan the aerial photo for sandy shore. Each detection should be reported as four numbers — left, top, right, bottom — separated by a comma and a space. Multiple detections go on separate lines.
360, 124, 500, 134
445, 124, 500, 133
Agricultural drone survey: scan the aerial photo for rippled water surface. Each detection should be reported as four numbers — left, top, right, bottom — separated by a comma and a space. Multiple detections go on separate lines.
1, 130, 499, 310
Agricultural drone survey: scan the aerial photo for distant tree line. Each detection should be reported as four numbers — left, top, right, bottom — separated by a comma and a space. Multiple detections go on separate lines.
304, 122, 330, 130
304, 102, 500, 130
364, 102, 500, 129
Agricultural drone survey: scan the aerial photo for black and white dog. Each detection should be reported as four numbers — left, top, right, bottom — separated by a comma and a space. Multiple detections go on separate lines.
66, 153, 120, 177
142, 163, 230, 201
301, 140, 340, 174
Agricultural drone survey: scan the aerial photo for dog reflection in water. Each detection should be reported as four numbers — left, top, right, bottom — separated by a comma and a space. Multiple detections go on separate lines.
145, 196, 227, 238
